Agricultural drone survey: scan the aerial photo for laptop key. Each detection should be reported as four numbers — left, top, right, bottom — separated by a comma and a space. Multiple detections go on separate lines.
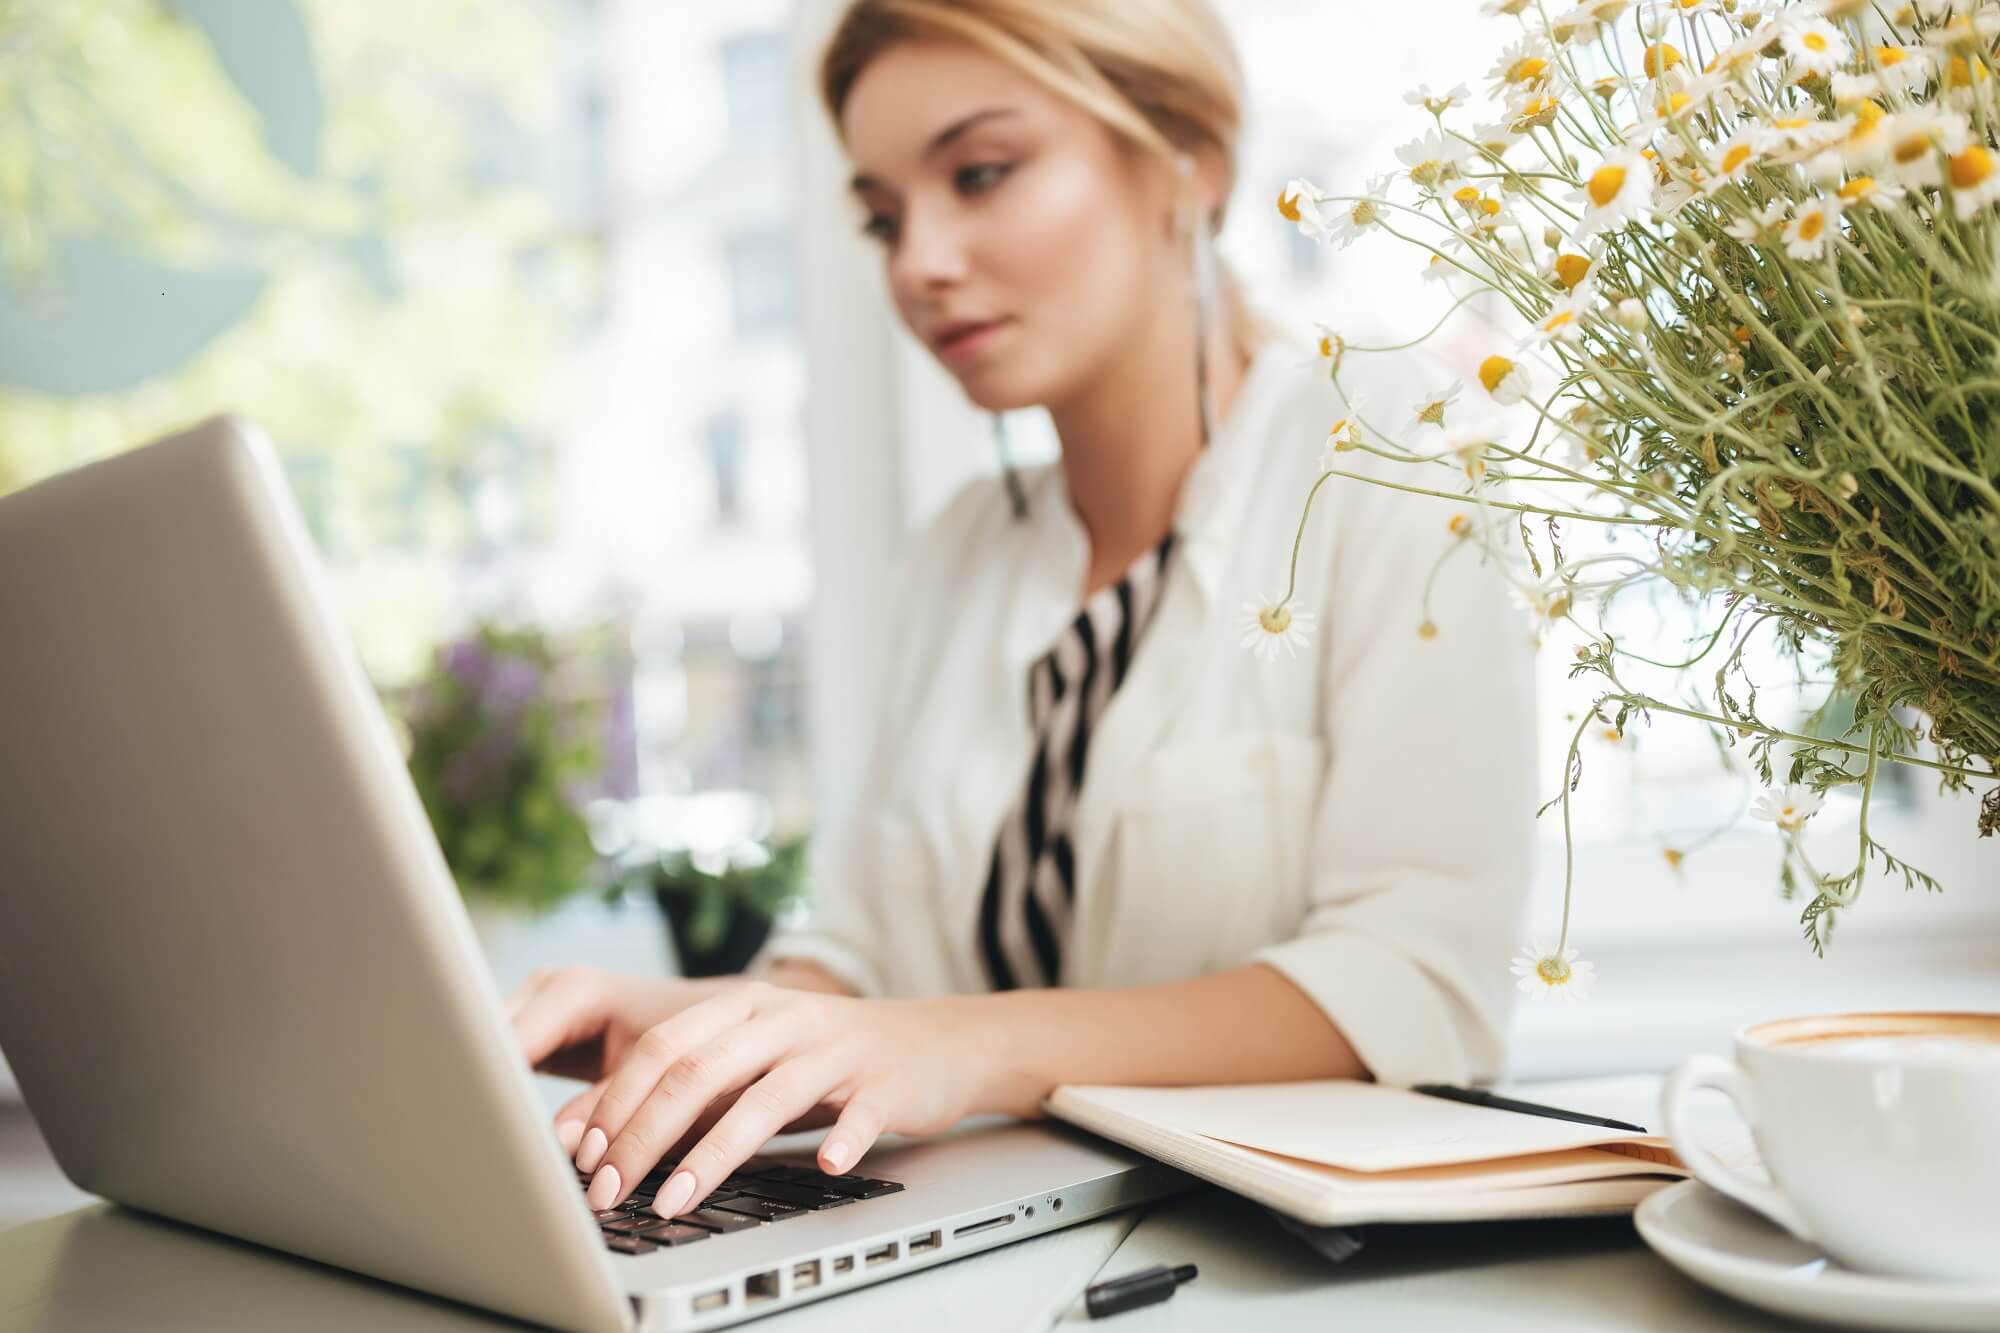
729, 1178, 859, 1210
708, 1196, 806, 1222
592, 1208, 629, 1223
601, 1216, 658, 1235
816, 1177, 905, 1200
631, 1221, 713, 1246
680, 1208, 765, 1234
603, 1234, 657, 1255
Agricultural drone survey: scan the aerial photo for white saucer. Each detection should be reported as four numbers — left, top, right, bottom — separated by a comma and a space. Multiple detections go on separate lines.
1634, 1180, 2000, 1331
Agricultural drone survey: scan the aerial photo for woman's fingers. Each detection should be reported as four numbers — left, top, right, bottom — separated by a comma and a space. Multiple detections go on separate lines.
653, 1044, 859, 1218
573, 986, 763, 1181
511, 967, 611, 1069
818, 1090, 890, 1177
553, 1078, 608, 1155
585, 1012, 805, 1209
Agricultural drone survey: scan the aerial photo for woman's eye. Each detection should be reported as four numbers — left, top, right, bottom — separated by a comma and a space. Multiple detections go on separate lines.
860, 214, 898, 243
955, 162, 1011, 194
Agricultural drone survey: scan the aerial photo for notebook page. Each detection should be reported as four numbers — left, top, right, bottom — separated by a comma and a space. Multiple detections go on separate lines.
1050, 1079, 1662, 1171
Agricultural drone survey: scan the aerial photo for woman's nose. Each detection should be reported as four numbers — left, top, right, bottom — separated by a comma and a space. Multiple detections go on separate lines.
889, 205, 971, 292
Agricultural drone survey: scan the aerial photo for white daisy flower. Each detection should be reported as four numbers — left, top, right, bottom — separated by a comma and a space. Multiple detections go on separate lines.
1311, 323, 1345, 376
1750, 782, 1825, 832
1782, 195, 1842, 259
1834, 173, 1908, 208
1404, 81, 1472, 114
1470, 121, 1524, 157
1570, 147, 1655, 237
1879, 108, 1974, 189
1509, 581, 1574, 637
1488, 34, 1555, 98
1324, 173, 1394, 249
1238, 598, 1317, 662
1523, 279, 1599, 346
1701, 128, 1764, 195
1948, 143, 2000, 218
1478, 354, 1532, 405
1396, 129, 1473, 194
1831, 70, 1884, 101
1865, 43, 1935, 95
1512, 940, 1597, 1002
1318, 396, 1365, 470
1442, 421, 1500, 482
1781, 16, 1851, 78
1415, 381, 1463, 427
1277, 178, 1333, 242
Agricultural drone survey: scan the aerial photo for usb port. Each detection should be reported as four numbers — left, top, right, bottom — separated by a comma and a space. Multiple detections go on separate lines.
693, 1288, 729, 1312
833, 1255, 855, 1275
908, 1229, 941, 1254
745, 1270, 780, 1304
792, 1259, 822, 1291
865, 1241, 898, 1268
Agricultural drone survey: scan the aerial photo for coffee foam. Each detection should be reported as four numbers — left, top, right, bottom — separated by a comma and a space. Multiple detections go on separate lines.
1749, 1011, 2000, 1061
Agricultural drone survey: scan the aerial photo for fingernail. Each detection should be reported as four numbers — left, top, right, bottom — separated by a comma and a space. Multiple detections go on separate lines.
586, 1164, 621, 1211
654, 1171, 696, 1218
556, 1120, 585, 1155
822, 1140, 851, 1173
576, 1127, 608, 1173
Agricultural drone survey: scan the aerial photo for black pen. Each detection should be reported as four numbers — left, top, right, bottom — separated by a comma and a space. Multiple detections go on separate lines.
1410, 1084, 1648, 1134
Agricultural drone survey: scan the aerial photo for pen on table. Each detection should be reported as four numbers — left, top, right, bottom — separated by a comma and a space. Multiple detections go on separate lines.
1084, 1263, 1198, 1319
1410, 1083, 1649, 1134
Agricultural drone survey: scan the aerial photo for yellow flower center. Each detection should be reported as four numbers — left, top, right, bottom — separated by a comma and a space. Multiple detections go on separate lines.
1950, 145, 1995, 188
1509, 56, 1550, 84
1448, 513, 1471, 536
1277, 189, 1302, 223
1454, 185, 1481, 207
1721, 143, 1753, 174
1774, 116, 1811, 129
1875, 45, 1907, 66
1479, 195, 1503, 216
1657, 91, 1693, 117
1536, 955, 1573, 984
1838, 175, 1876, 201
1258, 605, 1293, 635
1417, 620, 1439, 640
1478, 356, 1517, 394
1319, 335, 1334, 358
1553, 253, 1592, 289
1798, 211, 1825, 241
1543, 309, 1577, 333
1893, 133, 1932, 165
1643, 42, 1683, 77
1588, 164, 1627, 206
1803, 31, 1828, 52
1350, 199, 1378, 225
1947, 54, 1989, 87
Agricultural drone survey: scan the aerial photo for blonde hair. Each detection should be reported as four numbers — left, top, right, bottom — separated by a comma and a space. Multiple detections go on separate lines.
819, 0, 1271, 360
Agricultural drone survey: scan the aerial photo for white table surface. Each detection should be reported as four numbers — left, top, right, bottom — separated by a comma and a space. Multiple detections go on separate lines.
0, 1181, 1807, 1333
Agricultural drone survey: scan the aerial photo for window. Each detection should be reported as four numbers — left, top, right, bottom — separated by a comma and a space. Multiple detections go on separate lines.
726, 228, 798, 341
721, 32, 790, 144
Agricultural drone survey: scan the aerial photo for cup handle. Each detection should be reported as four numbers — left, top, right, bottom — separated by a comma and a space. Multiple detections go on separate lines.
1661, 1054, 1816, 1244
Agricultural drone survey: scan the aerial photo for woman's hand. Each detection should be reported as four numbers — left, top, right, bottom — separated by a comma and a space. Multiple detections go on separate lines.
506, 966, 740, 1137
560, 980, 1006, 1219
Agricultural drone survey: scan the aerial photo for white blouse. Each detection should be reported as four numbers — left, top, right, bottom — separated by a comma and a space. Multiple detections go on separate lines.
749, 334, 1539, 1087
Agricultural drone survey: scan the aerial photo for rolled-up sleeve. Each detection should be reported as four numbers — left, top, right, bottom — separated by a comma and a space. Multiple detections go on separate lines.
1250, 437, 1539, 1088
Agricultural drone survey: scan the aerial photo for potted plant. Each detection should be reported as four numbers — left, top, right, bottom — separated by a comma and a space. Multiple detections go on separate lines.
619, 834, 809, 978
396, 620, 625, 919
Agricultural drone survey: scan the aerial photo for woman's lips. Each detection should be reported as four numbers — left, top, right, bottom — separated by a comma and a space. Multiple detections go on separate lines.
936, 318, 1011, 365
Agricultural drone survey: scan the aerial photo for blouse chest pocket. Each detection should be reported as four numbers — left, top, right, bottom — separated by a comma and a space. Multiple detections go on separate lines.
1097, 730, 1328, 981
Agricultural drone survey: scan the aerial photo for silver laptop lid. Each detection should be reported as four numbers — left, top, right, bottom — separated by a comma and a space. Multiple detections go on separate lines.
0, 417, 630, 1333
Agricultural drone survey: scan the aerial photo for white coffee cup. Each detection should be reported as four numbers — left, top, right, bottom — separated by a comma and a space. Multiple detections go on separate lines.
1662, 1011, 2000, 1283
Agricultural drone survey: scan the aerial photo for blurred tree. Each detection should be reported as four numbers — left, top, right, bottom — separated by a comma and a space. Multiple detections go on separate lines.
0, 0, 600, 678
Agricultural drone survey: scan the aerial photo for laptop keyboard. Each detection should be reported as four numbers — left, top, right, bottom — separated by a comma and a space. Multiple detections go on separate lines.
579, 1159, 905, 1255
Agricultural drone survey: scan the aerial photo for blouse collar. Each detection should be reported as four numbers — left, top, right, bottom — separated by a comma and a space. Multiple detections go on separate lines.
1002, 337, 1296, 674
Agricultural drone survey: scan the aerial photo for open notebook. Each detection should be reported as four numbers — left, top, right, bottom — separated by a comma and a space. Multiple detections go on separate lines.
1044, 1075, 1753, 1227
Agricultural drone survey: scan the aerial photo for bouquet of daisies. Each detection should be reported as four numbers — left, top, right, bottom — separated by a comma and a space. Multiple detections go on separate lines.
1262, 0, 2000, 988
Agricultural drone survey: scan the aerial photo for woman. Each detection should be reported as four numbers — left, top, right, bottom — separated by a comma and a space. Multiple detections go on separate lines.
507, 0, 1536, 1224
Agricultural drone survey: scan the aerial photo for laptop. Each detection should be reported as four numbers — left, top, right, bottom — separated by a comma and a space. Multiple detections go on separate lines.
0, 416, 1188, 1331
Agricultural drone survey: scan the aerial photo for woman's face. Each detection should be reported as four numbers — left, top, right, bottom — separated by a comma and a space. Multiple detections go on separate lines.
842, 40, 1189, 412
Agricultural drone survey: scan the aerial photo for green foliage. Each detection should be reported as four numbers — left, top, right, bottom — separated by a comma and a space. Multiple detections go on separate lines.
396, 622, 610, 911
620, 836, 810, 958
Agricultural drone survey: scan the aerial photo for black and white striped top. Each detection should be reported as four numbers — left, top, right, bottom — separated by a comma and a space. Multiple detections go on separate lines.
977, 530, 1178, 991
